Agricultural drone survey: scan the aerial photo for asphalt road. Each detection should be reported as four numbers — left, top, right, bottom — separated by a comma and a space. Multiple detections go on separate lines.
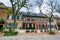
0, 35, 60, 40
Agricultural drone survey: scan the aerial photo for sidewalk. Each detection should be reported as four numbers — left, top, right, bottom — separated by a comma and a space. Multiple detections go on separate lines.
17, 32, 50, 36
0, 32, 4, 36
17, 32, 60, 36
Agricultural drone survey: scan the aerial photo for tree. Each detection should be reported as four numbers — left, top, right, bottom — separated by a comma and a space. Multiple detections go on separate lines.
9, 0, 26, 34
24, 0, 33, 14
39, 0, 57, 32
55, 3, 60, 13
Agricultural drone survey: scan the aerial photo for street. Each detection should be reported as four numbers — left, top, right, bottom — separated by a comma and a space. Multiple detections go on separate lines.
0, 35, 60, 40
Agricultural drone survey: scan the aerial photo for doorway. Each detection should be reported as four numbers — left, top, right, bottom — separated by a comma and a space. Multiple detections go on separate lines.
0, 25, 3, 29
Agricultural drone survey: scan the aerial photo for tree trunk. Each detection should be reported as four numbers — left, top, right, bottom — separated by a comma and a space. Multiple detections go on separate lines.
12, 14, 16, 34
49, 18, 51, 32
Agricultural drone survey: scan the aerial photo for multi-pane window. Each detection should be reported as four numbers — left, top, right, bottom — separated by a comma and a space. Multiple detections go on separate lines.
40, 18, 41, 21
39, 24, 46, 29
27, 23, 29, 28
23, 17, 26, 21
0, 17, 5, 24
8, 15, 13, 19
0, 17, 4, 20
22, 23, 26, 29
6, 22, 17, 28
47, 19, 54, 22
27, 17, 30, 21
39, 25, 42, 28
16, 16, 19, 20
32, 23, 34, 28
48, 25, 57, 28
31, 18, 34, 21
2, 9, 5, 13
16, 16, 22, 20
1, 9, 5, 13
19, 16, 22, 20
36, 18, 38, 21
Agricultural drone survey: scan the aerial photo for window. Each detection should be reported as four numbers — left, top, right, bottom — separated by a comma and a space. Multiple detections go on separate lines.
0, 17, 1, 20
8, 15, 13, 19
22, 23, 26, 29
40, 18, 41, 21
6, 23, 17, 28
27, 23, 29, 28
32, 23, 34, 28
23, 17, 26, 21
2, 10, 5, 13
47, 19, 54, 22
0, 17, 5, 23
53, 25, 57, 28
19, 16, 22, 20
16, 16, 22, 20
42, 18, 45, 21
1, 9, 5, 13
39, 24, 46, 28
27, 17, 30, 21
39, 25, 42, 28
48, 25, 55, 28
31, 18, 34, 21
16, 16, 19, 20
36, 18, 38, 21
0, 17, 4, 20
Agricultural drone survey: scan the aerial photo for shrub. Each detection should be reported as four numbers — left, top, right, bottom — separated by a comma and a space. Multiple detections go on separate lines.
14, 31, 18, 35
49, 32, 55, 35
4, 31, 18, 36
0, 27, 4, 32
4, 28, 18, 36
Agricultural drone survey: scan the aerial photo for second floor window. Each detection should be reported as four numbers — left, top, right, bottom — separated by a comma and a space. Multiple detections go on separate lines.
23, 17, 26, 21
47, 19, 54, 22
16, 16, 22, 20
27, 17, 30, 21
8, 15, 13, 19
31, 18, 34, 21
36, 18, 38, 21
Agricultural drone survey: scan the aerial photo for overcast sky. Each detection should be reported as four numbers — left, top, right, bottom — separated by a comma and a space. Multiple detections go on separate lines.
0, 0, 60, 16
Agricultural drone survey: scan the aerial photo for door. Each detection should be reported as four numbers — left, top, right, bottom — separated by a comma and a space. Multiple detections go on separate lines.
58, 25, 60, 30
36, 25, 38, 30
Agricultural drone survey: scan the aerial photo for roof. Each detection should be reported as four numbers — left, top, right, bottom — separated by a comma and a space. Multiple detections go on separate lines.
53, 15, 60, 19
19, 12, 46, 18
0, 2, 9, 9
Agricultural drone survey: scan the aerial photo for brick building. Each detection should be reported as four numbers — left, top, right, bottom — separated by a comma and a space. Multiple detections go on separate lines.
0, 2, 60, 33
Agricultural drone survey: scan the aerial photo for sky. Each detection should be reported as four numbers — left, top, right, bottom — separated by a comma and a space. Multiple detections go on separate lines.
0, 0, 60, 16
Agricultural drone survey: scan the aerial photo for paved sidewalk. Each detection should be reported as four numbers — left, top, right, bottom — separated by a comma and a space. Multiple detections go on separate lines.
0, 35, 60, 40
17, 32, 60, 36
0, 32, 4, 36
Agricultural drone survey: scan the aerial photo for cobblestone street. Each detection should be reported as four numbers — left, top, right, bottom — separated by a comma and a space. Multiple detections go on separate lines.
0, 35, 60, 40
